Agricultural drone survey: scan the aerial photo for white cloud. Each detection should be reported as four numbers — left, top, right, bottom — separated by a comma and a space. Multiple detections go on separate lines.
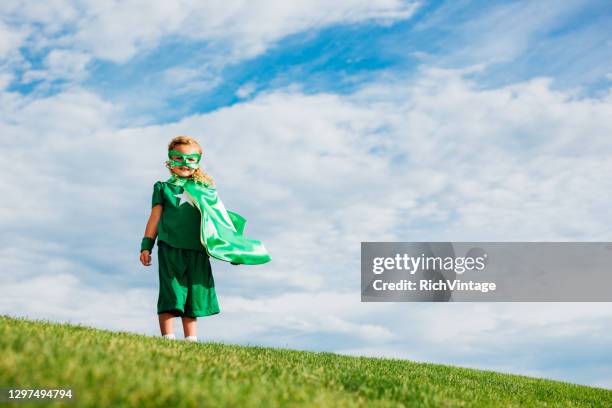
0, 21, 26, 58
1, 87, 116, 137
0, 0, 79, 33
161, 66, 222, 95
22, 49, 92, 83
236, 82, 257, 99
411, 0, 595, 74
1, 0, 420, 86
0, 72, 14, 90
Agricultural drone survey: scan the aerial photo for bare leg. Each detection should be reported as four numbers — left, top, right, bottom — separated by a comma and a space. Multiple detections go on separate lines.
182, 316, 197, 337
158, 313, 175, 335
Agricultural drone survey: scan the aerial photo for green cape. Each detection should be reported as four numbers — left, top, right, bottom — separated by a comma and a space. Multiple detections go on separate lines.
167, 175, 272, 265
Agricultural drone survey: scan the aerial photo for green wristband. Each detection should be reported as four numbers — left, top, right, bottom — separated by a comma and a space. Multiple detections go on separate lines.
141, 237, 155, 252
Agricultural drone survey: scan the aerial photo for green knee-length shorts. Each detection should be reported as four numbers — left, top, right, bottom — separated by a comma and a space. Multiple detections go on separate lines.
157, 240, 220, 318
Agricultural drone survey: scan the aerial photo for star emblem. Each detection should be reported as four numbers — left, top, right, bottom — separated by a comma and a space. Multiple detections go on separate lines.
174, 191, 194, 207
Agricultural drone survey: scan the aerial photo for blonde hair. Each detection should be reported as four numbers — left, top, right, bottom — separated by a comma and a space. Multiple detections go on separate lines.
166, 135, 215, 187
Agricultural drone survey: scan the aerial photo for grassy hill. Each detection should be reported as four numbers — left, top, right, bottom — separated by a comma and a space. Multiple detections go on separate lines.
1, 315, 610, 407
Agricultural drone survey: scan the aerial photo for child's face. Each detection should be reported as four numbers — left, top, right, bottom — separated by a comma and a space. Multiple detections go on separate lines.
168, 144, 201, 178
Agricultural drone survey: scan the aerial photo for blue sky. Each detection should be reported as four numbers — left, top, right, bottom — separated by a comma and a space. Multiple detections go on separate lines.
1, 0, 612, 389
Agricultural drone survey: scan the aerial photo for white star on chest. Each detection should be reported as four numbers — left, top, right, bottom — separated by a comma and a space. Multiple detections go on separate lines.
174, 191, 194, 207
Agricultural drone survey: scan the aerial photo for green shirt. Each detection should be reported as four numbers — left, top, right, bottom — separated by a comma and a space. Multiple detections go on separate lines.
152, 179, 206, 252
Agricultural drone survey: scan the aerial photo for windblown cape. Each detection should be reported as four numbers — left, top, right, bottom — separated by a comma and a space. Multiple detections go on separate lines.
168, 175, 272, 265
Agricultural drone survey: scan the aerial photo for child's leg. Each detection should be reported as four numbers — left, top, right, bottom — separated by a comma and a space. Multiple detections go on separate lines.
159, 312, 175, 335
181, 316, 197, 338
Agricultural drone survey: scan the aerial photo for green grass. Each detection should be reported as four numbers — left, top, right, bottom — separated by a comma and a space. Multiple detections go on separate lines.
1, 314, 610, 407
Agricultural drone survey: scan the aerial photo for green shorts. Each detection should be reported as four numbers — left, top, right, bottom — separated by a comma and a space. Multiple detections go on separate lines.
157, 240, 220, 318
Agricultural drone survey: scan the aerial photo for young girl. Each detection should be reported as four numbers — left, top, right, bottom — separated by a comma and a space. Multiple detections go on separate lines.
139, 135, 271, 341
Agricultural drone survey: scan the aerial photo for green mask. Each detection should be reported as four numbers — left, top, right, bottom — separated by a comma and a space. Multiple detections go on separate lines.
167, 149, 201, 169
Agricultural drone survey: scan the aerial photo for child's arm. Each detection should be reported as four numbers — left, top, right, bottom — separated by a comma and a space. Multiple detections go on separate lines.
140, 204, 163, 266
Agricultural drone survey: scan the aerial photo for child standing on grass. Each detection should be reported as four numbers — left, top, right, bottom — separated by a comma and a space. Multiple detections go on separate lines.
139, 135, 271, 342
